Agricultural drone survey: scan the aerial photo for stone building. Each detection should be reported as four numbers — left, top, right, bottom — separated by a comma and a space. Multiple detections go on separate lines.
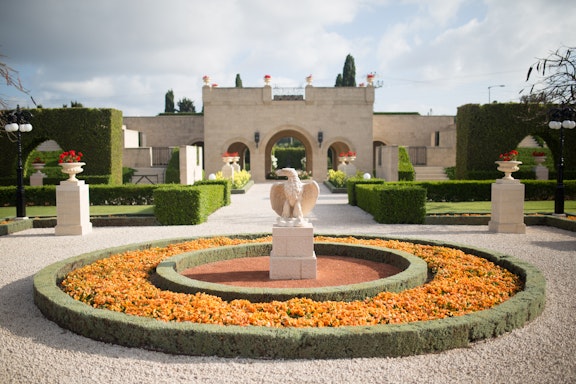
123, 82, 456, 183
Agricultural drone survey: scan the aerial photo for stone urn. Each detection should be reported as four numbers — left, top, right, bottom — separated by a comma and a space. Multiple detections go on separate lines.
32, 163, 46, 173
533, 156, 546, 166
495, 160, 522, 181
60, 162, 86, 182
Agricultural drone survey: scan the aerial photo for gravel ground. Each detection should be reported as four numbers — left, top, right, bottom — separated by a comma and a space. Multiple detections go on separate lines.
1, 183, 575, 383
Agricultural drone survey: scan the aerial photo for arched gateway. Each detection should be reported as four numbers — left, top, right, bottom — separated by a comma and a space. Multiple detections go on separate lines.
202, 83, 375, 182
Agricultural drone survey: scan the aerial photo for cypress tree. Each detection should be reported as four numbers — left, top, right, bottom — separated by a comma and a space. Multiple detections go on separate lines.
335, 73, 343, 87
165, 89, 175, 113
342, 54, 356, 87
235, 74, 243, 88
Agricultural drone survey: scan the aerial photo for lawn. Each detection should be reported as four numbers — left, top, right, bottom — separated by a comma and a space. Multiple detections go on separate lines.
1, 201, 574, 220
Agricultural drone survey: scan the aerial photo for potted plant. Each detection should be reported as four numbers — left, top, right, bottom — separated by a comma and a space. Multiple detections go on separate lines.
58, 150, 85, 181
495, 150, 521, 180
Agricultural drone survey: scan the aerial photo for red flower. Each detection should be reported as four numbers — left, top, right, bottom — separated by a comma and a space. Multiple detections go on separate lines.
532, 151, 546, 157
58, 150, 84, 163
499, 150, 518, 161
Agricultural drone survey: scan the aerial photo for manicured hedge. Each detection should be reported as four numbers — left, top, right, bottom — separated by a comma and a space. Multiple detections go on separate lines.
356, 184, 426, 224
347, 177, 386, 206
398, 146, 415, 181
153, 184, 227, 225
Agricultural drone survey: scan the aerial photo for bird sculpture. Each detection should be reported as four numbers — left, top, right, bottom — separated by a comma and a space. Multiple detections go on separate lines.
270, 168, 319, 226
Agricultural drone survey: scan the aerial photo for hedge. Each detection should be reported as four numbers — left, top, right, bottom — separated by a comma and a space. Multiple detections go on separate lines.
398, 146, 415, 181
347, 177, 386, 206
356, 184, 426, 224
153, 184, 227, 225
0, 108, 123, 185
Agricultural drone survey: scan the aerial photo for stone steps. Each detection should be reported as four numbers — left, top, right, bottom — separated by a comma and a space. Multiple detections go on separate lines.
413, 166, 449, 181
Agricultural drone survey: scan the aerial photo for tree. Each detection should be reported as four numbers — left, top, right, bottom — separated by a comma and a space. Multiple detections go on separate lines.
71, 100, 84, 107
177, 97, 196, 113
165, 89, 175, 113
342, 54, 356, 87
0, 54, 30, 110
235, 74, 243, 88
523, 46, 576, 105
334, 73, 343, 87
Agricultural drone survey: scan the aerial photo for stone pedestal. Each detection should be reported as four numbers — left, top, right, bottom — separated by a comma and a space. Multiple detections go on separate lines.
270, 224, 316, 279
30, 172, 46, 186
488, 180, 526, 234
55, 180, 92, 236
534, 165, 549, 180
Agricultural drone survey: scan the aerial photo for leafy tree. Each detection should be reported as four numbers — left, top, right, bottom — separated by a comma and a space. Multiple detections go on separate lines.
335, 73, 343, 87
235, 74, 243, 88
70, 100, 84, 107
165, 89, 175, 113
342, 54, 356, 87
177, 97, 196, 113
524, 45, 576, 105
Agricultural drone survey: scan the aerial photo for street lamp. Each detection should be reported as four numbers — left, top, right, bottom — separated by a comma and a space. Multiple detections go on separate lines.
4, 105, 33, 219
548, 107, 576, 216
488, 84, 505, 103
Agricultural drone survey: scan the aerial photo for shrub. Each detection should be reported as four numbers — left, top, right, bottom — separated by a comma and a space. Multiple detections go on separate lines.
347, 177, 385, 206
398, 146, 415, 181
153, 184, 225, 225
357, 184, 426, 224
327, 169, 347, 188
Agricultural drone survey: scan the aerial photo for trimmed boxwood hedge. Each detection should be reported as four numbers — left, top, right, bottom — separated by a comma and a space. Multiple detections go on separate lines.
153, 182, 229, 225
357, 184, 427, 224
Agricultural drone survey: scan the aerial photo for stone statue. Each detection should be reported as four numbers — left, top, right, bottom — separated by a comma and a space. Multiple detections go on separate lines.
270, 168, 319, 226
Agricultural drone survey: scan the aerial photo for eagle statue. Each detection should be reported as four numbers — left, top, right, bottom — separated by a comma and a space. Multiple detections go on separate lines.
270, 168, 320, 226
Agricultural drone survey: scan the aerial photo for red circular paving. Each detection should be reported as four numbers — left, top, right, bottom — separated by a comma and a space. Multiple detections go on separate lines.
180, 255, 402, 288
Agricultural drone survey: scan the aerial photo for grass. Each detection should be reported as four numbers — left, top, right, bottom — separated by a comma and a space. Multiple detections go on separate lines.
1, 201, 574, 220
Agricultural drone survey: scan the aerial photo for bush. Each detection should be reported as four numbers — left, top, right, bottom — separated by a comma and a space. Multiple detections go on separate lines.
398, 146, 415, 181
164, 148, 180, 184
153, 184, 226, 225
357, 184, 426, 224
347, 177, 385, 206
327, 170, 347, 188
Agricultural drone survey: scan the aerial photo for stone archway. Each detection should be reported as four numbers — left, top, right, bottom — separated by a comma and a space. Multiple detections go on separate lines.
264, 129, 313, 179
225, 141, 250, 171
327, 141, 353, 171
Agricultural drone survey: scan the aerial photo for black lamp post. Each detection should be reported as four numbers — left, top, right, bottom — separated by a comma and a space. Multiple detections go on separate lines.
548, 107, 575, 216
4, 105, 33, 219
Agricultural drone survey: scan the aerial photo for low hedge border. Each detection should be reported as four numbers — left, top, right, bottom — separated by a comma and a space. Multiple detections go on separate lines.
154, 242, 428, 302
33, 234, 545, 359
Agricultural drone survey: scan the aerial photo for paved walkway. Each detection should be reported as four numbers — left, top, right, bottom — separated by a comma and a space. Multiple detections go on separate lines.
1, 182, 575, 383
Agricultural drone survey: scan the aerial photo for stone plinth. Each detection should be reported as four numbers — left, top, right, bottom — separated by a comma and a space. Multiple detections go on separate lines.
488, 179, 526, 234
270, 224, 316, 279
55, 180, 92, 236
30, 172, 46, 186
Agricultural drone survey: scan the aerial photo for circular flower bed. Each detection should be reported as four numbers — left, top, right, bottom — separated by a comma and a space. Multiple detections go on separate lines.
34, 235, 545, 358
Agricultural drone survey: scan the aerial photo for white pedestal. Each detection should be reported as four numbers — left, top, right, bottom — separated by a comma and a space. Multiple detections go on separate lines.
55, 180, 92, 236
488, 180, 526, 234
30, 172, 46, 186
270, 224, 316, 279
534, 165, 549, 180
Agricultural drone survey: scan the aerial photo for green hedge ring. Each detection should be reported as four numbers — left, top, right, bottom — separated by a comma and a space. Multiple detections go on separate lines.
33, 235, 546, 359
154, 242, 429, 302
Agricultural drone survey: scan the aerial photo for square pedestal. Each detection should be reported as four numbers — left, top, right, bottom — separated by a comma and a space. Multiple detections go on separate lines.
488, 180, 526, 234
55, 180, 92, 236
270, 224, 316, 279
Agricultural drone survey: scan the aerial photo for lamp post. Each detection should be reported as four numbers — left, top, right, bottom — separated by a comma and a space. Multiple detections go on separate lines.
4, 105, 33, 219
488, 84, 505, 103
548, 107, 576, 216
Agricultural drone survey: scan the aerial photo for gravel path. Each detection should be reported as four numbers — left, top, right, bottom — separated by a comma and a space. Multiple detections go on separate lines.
1, 183, 575, 383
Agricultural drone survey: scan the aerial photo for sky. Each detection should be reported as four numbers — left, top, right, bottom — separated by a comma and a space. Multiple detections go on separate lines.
0, 0, 574, 117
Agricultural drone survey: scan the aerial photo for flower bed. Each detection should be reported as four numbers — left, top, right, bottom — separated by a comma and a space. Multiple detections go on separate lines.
33, 235, 545, 358
60, 236, 521, 327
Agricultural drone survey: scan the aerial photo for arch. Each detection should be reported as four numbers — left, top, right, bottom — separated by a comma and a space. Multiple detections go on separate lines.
325, 137, 354, 171
224, 140, 250, 171
263, 127, 314, 179
0, 108, 123, 185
